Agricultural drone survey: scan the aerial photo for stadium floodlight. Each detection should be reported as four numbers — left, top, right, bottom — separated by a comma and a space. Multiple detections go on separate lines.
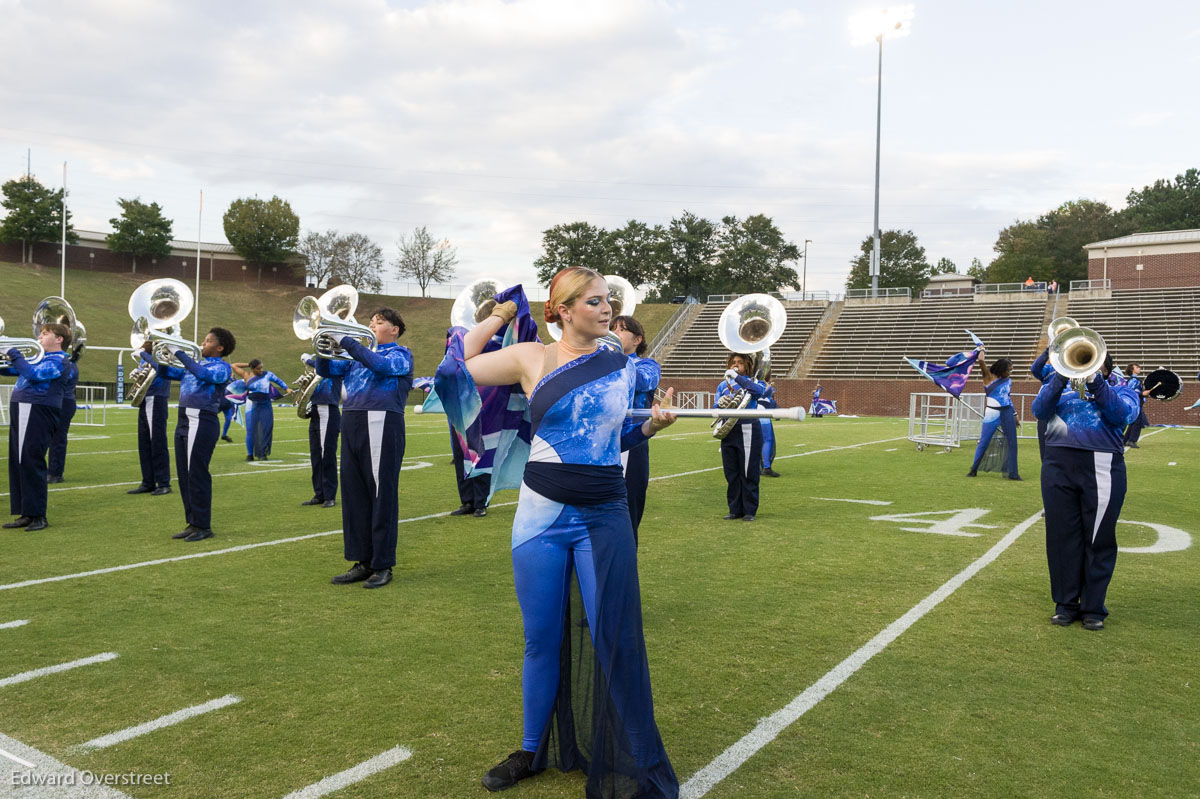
849, 5, 914, 299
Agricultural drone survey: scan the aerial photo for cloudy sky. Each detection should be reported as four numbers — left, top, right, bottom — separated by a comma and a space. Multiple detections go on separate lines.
3, 0, 1198, 297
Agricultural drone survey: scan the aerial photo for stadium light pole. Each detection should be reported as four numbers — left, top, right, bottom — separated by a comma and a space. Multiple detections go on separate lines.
801, 239, 812, 298
850, 7, 914, 299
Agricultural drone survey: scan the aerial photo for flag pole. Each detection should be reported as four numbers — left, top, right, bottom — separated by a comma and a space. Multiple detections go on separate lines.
60, 161, 67, 297
195, 190, 202, 343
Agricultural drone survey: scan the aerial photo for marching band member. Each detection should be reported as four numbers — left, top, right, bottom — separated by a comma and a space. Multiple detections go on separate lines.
1122, 363, 1150, 448
320, 308, 413, 590
232, 359, 289, 460
128, 350, 173, 495
1033, 353, 1139, 631
46, 348, 80, 484
450, 268, 678, 796
301, 353, 350, 508
715, 353, 767, 521
3, 323, 70, 532
759, 381, 780, 478
966, 355, 1022, 480
154, 327, 236, 542
1030, 348, 1055, 461
611, 314, 661, 542
218, 387, 236, 443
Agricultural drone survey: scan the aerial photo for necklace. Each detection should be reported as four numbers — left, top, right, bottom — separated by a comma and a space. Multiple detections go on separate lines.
557, 338, 597, 362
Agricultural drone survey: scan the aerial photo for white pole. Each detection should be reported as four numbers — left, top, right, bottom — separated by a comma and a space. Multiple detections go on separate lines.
60, 161, 67, 297
802, 239, 812, 298
870, 35, 883, 300
195, 190, 202, 343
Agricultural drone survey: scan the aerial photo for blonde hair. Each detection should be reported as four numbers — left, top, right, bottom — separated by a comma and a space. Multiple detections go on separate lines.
545, 266, 604, 324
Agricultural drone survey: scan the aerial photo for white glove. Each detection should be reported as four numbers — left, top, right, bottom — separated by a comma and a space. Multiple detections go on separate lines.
300, 353, 312, 364
723, 369, 738, 382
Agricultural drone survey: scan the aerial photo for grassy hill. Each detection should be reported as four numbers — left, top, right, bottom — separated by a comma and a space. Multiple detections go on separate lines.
0, 261, 678, 395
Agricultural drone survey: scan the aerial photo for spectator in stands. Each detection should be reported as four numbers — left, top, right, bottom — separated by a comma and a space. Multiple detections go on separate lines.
966, 354, 1021, 480
1048, 279, 1058, 293
1123, 363, 1150, 448
1024, 276, 1035, 290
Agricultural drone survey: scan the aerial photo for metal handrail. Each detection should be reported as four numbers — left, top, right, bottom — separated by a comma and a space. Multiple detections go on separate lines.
975, 281, 1046, 294
647, 301, 703, 362
788, 300, 841, 378
1069, 278, 1111, 292
845, 287, 911, 299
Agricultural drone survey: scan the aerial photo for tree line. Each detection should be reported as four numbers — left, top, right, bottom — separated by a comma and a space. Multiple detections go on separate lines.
0, 177, 457, 295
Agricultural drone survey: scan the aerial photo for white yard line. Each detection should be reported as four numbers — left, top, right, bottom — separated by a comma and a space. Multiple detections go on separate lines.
0, 732, 133, 798
74, 695, 241, 751
0, 653, 119, 689
679, 509, 1045, 798
812, 498, 893, 505
649, 436, 907, 482
1, 619, 31, 629
279, 746, 413, 799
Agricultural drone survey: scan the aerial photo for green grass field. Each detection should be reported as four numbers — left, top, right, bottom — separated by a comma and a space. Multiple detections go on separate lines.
2, 408, 1197, 798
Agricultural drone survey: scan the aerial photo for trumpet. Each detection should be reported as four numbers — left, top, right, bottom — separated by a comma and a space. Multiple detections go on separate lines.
1048, 323, 1107, 397
294, 285, 376, 360
127, 279, 200, 406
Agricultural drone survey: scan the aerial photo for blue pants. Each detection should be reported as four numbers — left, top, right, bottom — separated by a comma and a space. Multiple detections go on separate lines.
1124, 405, 1148, 444
970, 405, 1019, 477
721, 419, 763, 516
174, 407, 219, 530
220, 403, 235, 437
309, 404, 341, 502
1041, 446, 1126, 620
245, 398, 274, 458
450, 426, 490, 510
137, 394, 172, 489
622, 442, 650, 543
48, 398, 77, 479
340, 409, 405, 571
760, 418, 776, 469
8, 402, 59, 517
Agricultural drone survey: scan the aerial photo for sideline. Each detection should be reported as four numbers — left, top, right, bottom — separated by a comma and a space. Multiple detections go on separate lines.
679, 509, 1045, 798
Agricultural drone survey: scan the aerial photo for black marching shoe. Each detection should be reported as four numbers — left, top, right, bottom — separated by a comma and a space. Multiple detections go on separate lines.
482, 750, 539, 792
743, 515, 756, 522
965, 470, 977, 477
1127, 442, 1140, 449
47, 475, 63, 484
172, 525, 197, 540
473, 507, 488, 518
301, 496, 325, 506
449, 503, 474, 516
1050, 613, 1076, 627
184, 528, 214, 542
723, 513, 743, 520
322, 500, 336, 508
3, 516, 33, 529
221, 435, 234, 443
25, 517, 49, 532
364, 568, 392, 589
127, 485, 154, 495
762, 468, 781, 478
151, 486, 172, 495
1081, 617, 1105, 631
331, 562, 372, 585
245, 455, 255, 462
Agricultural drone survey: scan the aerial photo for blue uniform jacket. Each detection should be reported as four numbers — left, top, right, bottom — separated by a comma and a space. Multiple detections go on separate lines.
1032, 373, 1139, 454
319, 338, 413, 413
157, 352, 233, 413
713, 374, 766, 409
246, 370, 288, 399
304, 356, 350, 406
628, 354, 661, 411
3, 349, 67, 407
139, 351, 170, 398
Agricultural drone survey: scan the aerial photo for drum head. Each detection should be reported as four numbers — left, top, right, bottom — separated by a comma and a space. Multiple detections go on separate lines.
1144, 368, 1181, 401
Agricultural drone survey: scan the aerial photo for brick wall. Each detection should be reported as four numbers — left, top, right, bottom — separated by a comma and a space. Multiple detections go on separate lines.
1088, 252, 1200, 290
665, 377, 1198, 426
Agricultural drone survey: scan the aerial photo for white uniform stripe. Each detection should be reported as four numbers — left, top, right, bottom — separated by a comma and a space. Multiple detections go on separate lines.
741, 423, 753, 476
1092, 450, 1113, 545
620, 449, 630, 475
279, 746, 413, 799
146, 395, 157, 440
0, 652, 119, 688
367, 410, 385, 496
16, 402, 31, 461
185, 407, 200, 465
75, 694, 241, 751
316, 405, 329, 457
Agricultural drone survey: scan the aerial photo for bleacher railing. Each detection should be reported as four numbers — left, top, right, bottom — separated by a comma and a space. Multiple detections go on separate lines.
975, 282, 1046, 294
647, 301, 703, 362
705, 290, 838, 303
920, 286, 975, 298
1069, 279, 1111, 292
845, 287, 911, 300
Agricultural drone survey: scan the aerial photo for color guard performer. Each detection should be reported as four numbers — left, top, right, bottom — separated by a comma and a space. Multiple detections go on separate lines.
232, 359, 289, 460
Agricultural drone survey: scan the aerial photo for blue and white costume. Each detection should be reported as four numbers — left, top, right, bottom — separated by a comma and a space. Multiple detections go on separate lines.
621, 352, 660, 543
135, 351, 173, 490
515, 347, 677, 798
4, 348, 66, 519
1029, 349, 1056, 461
304, 356, 350, 503
758, 384, 777, 471
1033, 371, 1139, 622
1123, 373, 1148, 446
157, 352, 232, 531
714, 374, 767, 518
244, 369, 289, 459
48, 356, 80, 480
317, 338, 413, 571
969, 374, 1020, 478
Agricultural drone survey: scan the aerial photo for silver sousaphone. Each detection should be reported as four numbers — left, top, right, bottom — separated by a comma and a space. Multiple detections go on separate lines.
712, 293, 787, 439
451, 277, 508, 331
292, 285, 376, 417
127, 279, 201, 406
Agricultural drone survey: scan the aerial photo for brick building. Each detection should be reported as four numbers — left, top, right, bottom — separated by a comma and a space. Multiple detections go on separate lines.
1085, 229, 1200, 290
0, 230, 305, 286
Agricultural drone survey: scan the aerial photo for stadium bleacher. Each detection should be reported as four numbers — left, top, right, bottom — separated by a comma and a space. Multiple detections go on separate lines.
1063, 287, 1200, 378
659, 301, 827, 379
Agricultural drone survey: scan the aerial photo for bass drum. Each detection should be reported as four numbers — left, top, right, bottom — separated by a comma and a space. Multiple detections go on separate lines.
1144, 368, 1181, 401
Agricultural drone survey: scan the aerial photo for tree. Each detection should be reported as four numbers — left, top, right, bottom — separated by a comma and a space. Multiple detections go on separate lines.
712, 214, 801, 296
966, 257, 987, 281
296, 230, 342, 288
0, 176, 77, 262
330, 232, 384, 294
1120, 167, 1200, 232
393, 226, 458, 297
105, 197, 173, 273
845, 229, 931, 294
660, 211, 718, 301
606, 220, 669, 292
222, 195, 300, 283
933, 257, 958, 275
533, 221, 609, 285
986, 199, 1123, 286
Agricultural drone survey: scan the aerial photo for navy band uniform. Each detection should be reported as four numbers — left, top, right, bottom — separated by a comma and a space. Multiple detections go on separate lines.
714, 368, 767, 520
47, 356, 79, 481
134, 351, 173, 491
4, 331, 68, 528
304, 355, 350, 505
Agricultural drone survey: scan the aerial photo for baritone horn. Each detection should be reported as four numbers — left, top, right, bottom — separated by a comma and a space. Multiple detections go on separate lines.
1049, 324, 1107, 397
293, 284, 376, 360
0, 313, 44, 366
1047, 316, 1078, 341
32, 296, 85, 362
711, 293, 787, 439
451, 278, 508, 330
127, 279, 201, 406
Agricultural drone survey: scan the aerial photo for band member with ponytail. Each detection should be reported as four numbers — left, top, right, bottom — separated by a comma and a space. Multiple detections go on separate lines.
448, 267, 678, 796
320, 308, 413, 590
232, 359, 289, 460
154, 327, 235, 542
715, 352, 767, 521
3, 323, 70, 531
966, 354, 1022, 480
46, 347, 80, 484
611, 314, 660, 542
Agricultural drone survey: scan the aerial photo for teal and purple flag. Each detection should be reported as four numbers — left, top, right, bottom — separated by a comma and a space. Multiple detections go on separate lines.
434, 285, 541, 501
905, 330, 985, 398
